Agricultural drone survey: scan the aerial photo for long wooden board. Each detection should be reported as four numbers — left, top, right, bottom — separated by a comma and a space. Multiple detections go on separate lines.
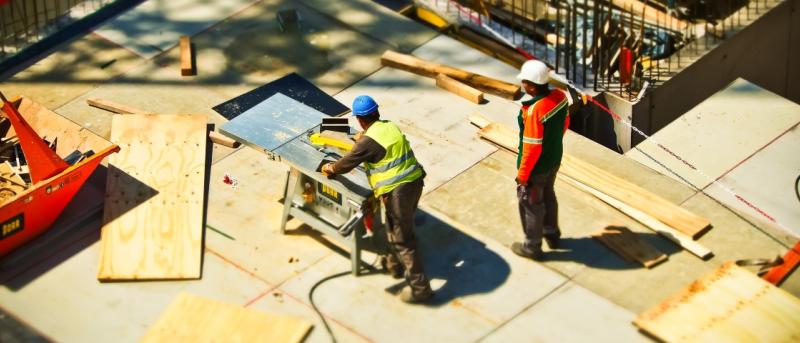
634, 262, 800, 342
179, 35, 193, 76
468, 114, 711, 239
381, 50, 521, 99
98, 114, 207, 280
436, 74, 484, 104
141, 293, 312, 343
592, 226, 667, 268
562, 174, 712, 260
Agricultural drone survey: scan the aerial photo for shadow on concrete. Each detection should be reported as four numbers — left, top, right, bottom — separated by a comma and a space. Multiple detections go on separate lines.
384, 210, 511, 307
546, 229, 683, 270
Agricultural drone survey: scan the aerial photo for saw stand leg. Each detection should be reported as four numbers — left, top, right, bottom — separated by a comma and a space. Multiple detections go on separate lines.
279, 169, 300, 234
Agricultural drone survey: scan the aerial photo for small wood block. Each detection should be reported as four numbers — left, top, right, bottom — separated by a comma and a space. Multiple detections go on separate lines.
141, 293, 312, 343
592, 226, 668, 268
180, 36, 193, 76
209, 131, 240, 148
435, 74, 484, 104
86, 97, 147, 114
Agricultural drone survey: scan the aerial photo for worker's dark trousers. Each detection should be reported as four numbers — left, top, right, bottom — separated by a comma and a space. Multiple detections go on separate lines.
518, 166, 560, 252
382, 177, 432, 295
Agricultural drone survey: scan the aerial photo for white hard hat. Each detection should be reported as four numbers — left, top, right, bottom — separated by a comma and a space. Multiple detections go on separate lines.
517, 60, 550, 85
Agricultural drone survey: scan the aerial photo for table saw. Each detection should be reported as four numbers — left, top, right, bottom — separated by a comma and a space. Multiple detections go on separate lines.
220, 93, 386, 276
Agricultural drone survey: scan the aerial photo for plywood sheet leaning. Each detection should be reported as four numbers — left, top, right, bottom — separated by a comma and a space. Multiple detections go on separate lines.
468, 114, 711, 239
141, 293, 312, 343
634, 262, 800, 342
436, 74, 484, 104
591, 226, 667, 268
98, 114, 206, 280
381, 50, 521, 99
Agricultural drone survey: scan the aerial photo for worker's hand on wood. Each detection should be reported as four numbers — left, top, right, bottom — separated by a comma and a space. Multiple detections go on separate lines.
321, 162, 336, 178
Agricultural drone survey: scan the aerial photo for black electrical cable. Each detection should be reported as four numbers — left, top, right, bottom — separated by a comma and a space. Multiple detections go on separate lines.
308, 254, 382, 343
795, 173, 800, 204
309, 270, 350, 343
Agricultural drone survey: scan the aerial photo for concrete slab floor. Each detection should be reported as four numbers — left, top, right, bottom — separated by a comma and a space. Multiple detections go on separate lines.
93, 0, 263, 58
176, 0, 397, 101
0, 34, 145, 110
204, 148, 334, 286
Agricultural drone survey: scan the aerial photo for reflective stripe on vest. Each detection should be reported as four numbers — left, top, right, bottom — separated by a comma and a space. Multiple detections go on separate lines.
364, 120, 423, 196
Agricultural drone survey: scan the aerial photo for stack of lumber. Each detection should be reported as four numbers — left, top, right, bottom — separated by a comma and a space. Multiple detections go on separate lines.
381, 50, 520, 101
469, 114, 713, 262
141, 293, 312, 343
634, 262, 800, 342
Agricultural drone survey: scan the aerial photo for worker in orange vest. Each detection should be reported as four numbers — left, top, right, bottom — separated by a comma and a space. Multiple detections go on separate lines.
512, 60, 570, 261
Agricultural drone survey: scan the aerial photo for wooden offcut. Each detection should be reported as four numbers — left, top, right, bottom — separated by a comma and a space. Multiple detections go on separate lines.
180, 36, 193, 76
563, 174, 712, 260
435, 74, 484, 104
468, 114, 711, 239
86, 97, 148, 114
381, 50, 520, 99
634, 262, 800, 342
592, 226, 667, 268
141, 293, 312, 343
209, 131, 240, 148
98, 114, 207, 281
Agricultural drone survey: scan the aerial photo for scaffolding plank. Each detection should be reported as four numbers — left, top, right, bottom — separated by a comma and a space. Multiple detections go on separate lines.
381, 50, 520, 100
98, 114, 207, 280
141, 293, 312, 343
634, 262, 800, 342
435, 74, 484, 104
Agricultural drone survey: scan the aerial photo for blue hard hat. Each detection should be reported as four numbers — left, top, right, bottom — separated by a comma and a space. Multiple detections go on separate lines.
352, 95, 378, 117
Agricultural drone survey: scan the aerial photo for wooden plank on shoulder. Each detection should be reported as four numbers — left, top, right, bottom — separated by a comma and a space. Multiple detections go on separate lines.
381, 50, 520, 99
141, 293, 312, 343
634, 262, 800, 342
435, 74, 484, 104
592, 226, 668, 268
98, 114, 207, 280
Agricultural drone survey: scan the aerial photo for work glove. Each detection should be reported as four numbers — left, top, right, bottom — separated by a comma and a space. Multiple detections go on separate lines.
321, 162, 336, 178
516, 178, 529, 202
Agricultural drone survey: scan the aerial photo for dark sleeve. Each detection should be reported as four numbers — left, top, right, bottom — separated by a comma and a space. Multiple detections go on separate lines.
332, 136, 386, 174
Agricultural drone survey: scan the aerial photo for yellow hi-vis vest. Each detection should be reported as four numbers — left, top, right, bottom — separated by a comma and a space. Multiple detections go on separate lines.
364, 120, 423, 196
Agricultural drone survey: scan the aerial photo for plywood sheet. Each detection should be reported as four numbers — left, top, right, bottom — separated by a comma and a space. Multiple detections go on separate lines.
98, 114, 207, 280
141, 293, 312, 343
634, 262, 800, 342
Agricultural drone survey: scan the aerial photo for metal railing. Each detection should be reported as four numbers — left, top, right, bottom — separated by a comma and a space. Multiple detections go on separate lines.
419, 0, 783, 101
1, 0, 120, 63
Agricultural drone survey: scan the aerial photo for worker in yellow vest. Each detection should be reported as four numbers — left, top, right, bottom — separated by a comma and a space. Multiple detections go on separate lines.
321, 95, 433, 304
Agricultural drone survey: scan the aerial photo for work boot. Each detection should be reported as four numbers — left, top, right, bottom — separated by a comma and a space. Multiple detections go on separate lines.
543, 229, 561, 250
511, 242, 544, 261
400, 287, 434, 304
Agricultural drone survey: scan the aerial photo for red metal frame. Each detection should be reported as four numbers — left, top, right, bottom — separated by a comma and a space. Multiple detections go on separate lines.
0, 94, 120, 257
